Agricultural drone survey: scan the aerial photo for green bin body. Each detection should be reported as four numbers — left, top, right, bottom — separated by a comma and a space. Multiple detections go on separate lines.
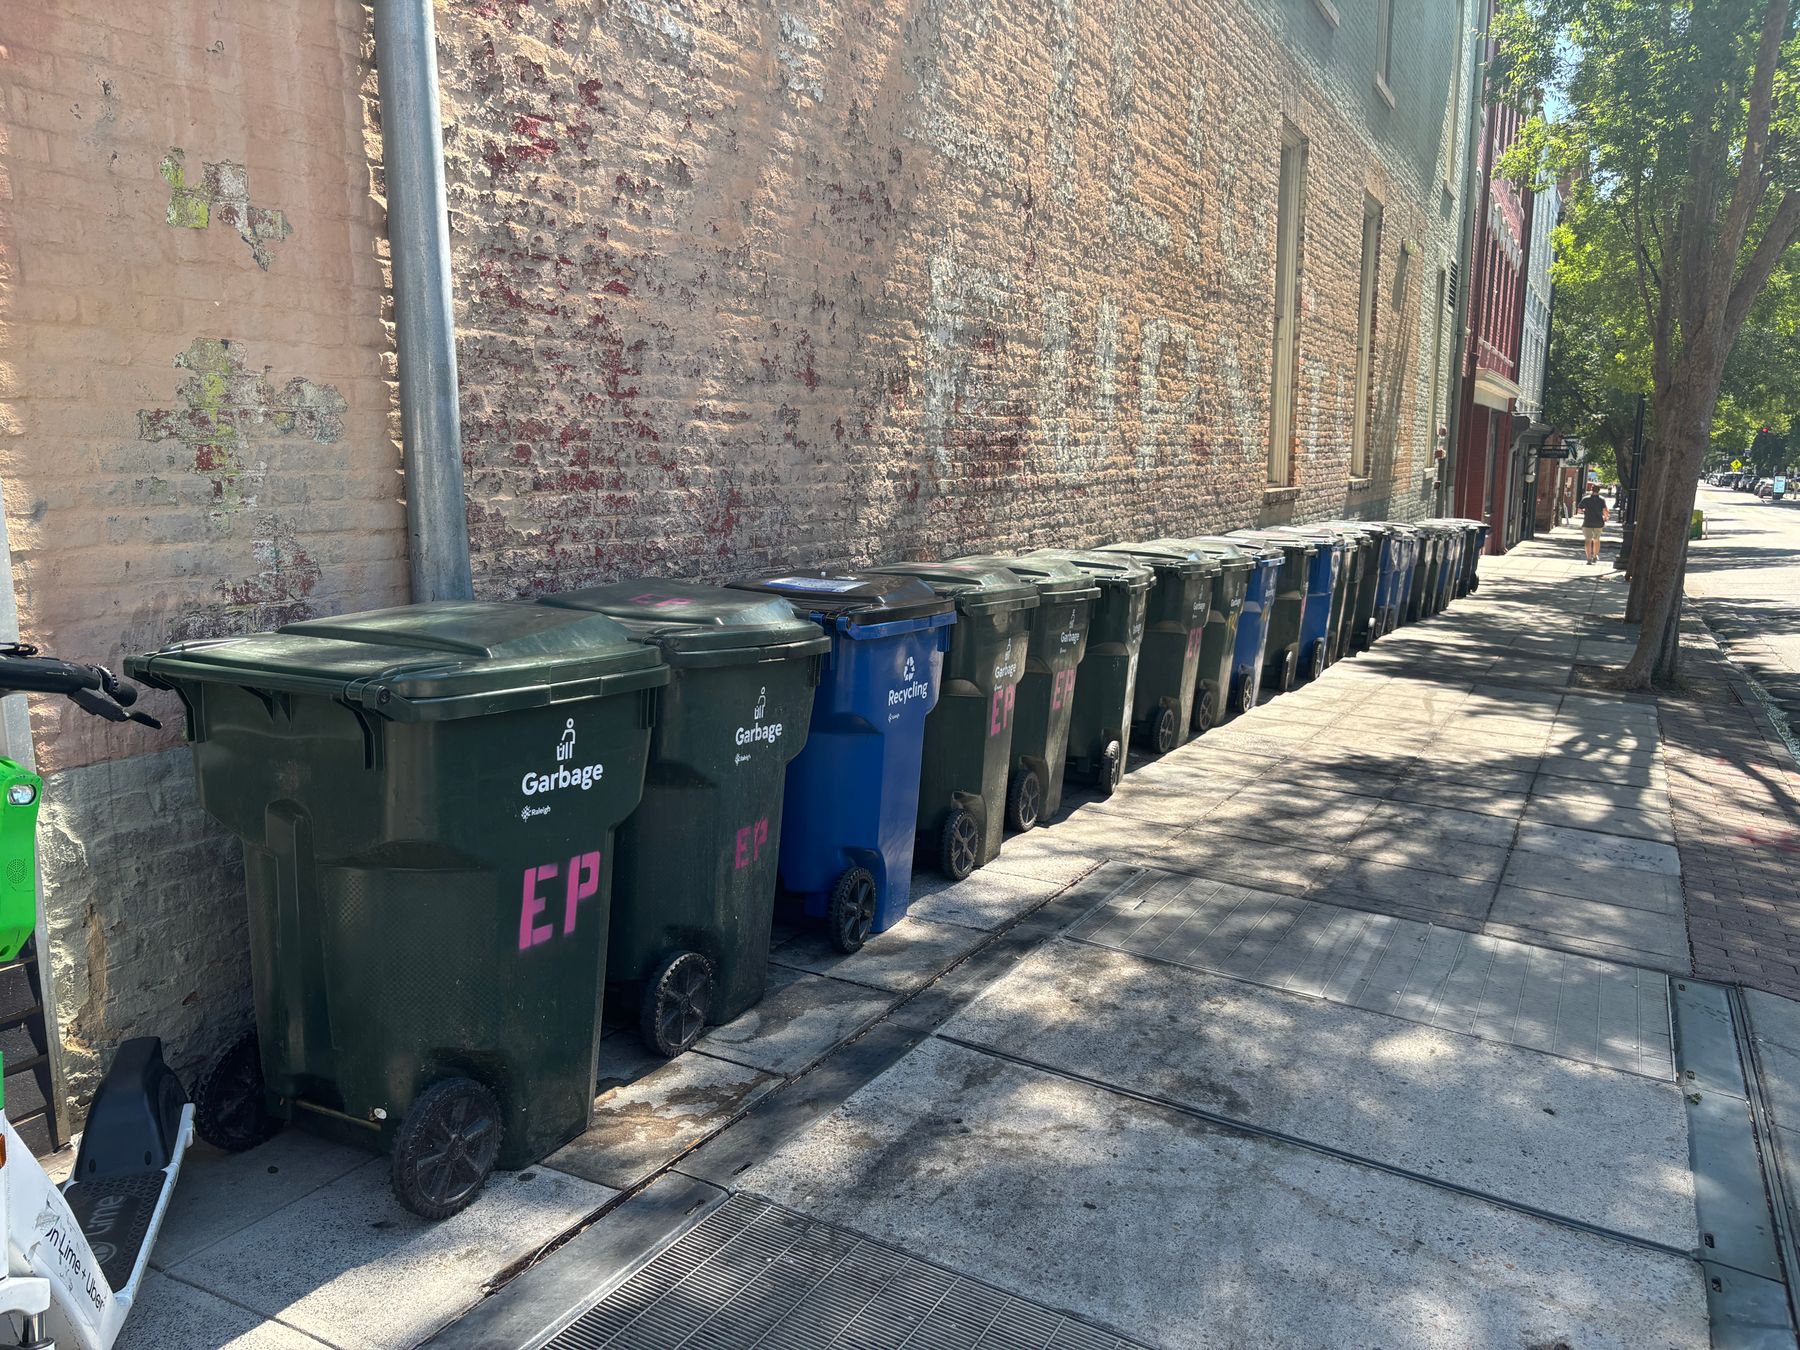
130, 603, 668, 1169
953, 555, 1098, 825
870, 562, 1038, 874
1093, 543, 1219, 755
1226, 531, 1318, 692
537, 582, 828, 1026
1023, 550, 1151, 795
1163, 539, 1251, 736
1315, 523, 1383, 656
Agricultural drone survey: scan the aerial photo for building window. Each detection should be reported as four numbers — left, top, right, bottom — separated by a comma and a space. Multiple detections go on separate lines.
1269, 125, 1308, 487
1375, 0, 1396, 105
1351, 196, 1384, 478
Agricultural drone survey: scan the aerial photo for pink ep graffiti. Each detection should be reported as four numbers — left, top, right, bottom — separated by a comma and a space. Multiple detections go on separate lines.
1049, 668, 1077, 712
735, 818, 770, 869
1185, 627, 1203, 659
989, 684, 1016, 737
519, 851, 602, 950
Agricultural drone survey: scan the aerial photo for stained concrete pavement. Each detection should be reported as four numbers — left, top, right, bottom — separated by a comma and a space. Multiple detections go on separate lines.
126, 524, 1800, 1349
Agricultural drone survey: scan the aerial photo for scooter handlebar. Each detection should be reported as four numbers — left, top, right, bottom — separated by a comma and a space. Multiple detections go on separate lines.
0, 645, 161, 729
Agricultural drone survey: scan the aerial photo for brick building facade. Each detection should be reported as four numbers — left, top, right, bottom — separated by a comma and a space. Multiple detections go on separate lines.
0, 0, 1477, 1130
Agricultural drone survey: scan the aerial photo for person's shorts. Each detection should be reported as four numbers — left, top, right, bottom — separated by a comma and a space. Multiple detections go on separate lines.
1583, 526, 1604, 543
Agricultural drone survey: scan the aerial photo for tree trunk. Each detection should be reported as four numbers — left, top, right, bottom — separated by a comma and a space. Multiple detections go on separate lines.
1652, 541, 1689, 684
1619, 399, 1711, 687
1624, 442, 1666, 622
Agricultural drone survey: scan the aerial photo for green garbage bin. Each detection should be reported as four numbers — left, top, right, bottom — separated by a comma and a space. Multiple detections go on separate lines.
870, 561, 1038, 878
1226, 530, 1318, 693
535, 581, 829, 1057
1167, 538, 1252, 736
1320, 521, 1389, 654
1093, 542, 1219, 755
952, 554, 1099, 828
1022, 549, 1151, 797
130, 601, 669, 1217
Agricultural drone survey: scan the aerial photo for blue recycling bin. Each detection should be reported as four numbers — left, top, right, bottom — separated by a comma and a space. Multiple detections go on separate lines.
1388, 527, 1419, 629
1371, 525, 1413, 635
1199, 536, 1282, 718
729, 571, 956, 952
1261, 528, 1344, 682
1431, 525, 1464, 611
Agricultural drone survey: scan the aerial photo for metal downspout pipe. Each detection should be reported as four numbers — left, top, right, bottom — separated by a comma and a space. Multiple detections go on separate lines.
373, 0, 474, 602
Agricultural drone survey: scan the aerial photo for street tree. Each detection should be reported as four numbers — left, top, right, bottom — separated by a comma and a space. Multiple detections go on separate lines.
1497, 0, 1800, 685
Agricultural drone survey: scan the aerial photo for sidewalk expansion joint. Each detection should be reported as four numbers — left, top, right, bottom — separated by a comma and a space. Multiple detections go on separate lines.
932, 1031, 1698, 1265
1670, 979, 1800, 1343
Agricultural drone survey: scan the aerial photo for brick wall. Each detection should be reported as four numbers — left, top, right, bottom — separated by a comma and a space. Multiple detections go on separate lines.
0, 3, 403, 1104
435, 0, 1470, 597
0, 0, 1474, 1115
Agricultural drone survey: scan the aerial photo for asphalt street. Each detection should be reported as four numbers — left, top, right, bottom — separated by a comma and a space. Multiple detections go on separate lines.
1688, 483, 1800, 729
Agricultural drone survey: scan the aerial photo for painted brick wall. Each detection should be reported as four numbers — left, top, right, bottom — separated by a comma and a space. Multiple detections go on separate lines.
434, 0, 1471, 598
0, 3, 404, 1103
0, 0, 1476, 1117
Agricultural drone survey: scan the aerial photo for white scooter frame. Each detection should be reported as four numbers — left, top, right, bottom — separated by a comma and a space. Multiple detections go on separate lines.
0, 1041, 193, 1350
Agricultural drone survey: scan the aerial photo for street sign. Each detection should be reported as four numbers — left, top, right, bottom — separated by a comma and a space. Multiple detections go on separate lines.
1733, 459, 1743, 470
1538, 446, 1572, 459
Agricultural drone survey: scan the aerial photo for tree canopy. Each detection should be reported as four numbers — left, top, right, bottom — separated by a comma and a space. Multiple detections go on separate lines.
1497, 0, 1800, 684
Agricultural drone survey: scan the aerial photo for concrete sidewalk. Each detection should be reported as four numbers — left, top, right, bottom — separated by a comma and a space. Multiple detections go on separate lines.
125, 523, 1800, 1349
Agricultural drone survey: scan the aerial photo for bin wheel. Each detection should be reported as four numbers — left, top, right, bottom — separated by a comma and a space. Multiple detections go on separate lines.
194, 1029, 282, 1153
641, 951, 714, 1059
1236, 676, 1257, 717
1006, 768, 1042, 833
1308, 643, 1328, 681
1277, 650, 1298, 694
939, 808, 981, 881
390, 1076, 503, 1221
1094, 741, 1124, 797
827, 867, 878, 954
1469, 575, 1479, 593
1192, 688, 1216, 736
1141, 705, 1179, 755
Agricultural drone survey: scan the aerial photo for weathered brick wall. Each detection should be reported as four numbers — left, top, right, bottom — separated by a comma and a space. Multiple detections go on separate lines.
0, 3, 403, 1102
435, 0, 1469, 597
0, 0, 1475, 1117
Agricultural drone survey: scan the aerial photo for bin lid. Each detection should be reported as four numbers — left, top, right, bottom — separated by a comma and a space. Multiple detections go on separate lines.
1019, 549, 1153, 593
1226, 529, 1318, 558
1093, 541, 1218, 575
130, 600, 669, 721
867, 561, 1039, 617
1167, 538, 1253, 573
949, 554, 1101, 604
537, 580, 831, 667
1190, 534, 1283, 565
727, 570, 955, 634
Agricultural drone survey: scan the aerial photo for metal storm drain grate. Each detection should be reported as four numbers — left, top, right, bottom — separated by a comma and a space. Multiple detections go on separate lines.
541, 1193, 1144, 1350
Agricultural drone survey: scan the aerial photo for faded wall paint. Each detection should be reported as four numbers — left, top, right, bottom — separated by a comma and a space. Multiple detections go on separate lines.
0, 2, 403, 1105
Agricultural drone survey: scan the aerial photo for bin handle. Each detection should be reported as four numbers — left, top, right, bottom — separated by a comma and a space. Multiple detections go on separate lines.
267, 803, 333, 1071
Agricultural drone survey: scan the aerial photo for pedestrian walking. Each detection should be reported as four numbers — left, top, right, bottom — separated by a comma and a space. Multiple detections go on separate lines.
1578, 480, 1609, 564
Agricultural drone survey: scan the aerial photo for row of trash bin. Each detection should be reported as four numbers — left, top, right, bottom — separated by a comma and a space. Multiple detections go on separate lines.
128, 516, 1487, 1218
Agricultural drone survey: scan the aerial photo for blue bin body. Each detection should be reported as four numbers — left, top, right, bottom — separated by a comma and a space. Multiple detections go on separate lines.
1287, 535, 1342, 678
1395, 532, 1420, 626
731, 574, 955, 935
1226, 548, 1283, 715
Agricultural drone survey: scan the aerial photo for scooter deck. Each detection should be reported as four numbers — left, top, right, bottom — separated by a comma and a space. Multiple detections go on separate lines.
61, 1170, 169, 1291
